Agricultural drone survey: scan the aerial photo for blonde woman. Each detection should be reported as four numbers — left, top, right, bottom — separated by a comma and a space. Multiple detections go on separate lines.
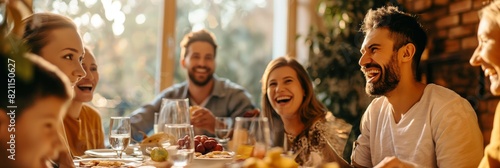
21, 12, 86, 167
64, 48, 105, 156
469, 1, 500, 167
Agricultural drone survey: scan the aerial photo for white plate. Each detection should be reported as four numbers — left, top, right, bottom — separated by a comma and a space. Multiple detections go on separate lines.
84, 149, 118, 158
194, 157, 233, 161
189, 157, 233, 168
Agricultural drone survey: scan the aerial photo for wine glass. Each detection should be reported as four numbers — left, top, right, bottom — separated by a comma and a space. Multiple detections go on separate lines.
230, 117, 271, 160
215, 117, 233, 147
109, 117, 131, 159
158, 98, 190, 128
163, 124, 195, 168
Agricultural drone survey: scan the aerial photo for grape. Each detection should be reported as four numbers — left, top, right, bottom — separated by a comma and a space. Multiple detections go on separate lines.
196, 144, 206, 154
194, 139, 200, 148
200, 135, 208, 143
193, 135, 224, 154
178, 139, 185, 147
203, 139, 217, 150
213, 144, 223, 151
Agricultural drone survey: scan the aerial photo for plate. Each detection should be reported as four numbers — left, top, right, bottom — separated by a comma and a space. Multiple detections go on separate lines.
74, 158, 143, 167
194, 157, 233, 161
189, 157, 233, 168
74, 158, 142, 163
84, 149, 118, 158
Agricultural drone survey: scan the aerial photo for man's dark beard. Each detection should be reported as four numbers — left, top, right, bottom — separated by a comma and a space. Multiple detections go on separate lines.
188, 70, 213, 86
366, 52, 400, 97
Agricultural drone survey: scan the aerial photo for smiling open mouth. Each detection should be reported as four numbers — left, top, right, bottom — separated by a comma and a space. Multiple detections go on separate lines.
365, 69, 380, 83
194, 67, 209, 73
276, 96, 291, 104
77, 84, 93, 91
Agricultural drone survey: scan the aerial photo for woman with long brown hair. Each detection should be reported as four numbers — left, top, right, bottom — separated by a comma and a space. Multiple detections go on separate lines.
261, 56, 350, 167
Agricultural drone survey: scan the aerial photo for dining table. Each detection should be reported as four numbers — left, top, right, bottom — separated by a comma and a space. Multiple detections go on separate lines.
73, 147, 234, 168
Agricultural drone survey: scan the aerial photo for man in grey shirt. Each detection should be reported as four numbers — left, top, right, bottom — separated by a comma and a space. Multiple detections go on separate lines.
130, 29, 256, 141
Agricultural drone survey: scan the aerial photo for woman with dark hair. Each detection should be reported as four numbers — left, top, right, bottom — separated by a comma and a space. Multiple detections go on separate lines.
261, 56, 350, 167
469, 1, 500, 167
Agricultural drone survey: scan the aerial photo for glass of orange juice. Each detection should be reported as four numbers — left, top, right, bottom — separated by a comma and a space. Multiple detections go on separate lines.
230, 117, 271, 160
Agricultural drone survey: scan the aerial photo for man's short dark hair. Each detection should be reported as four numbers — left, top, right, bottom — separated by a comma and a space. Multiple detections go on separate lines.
180, 29, 218, 59
361, 6, 427, 76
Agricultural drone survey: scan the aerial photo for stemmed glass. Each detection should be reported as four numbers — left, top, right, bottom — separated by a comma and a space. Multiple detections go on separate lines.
231, 117, 271, 160
163, 124, 195, 168
109, 117, 131, 159
158, 98, 190, 127
215, 117, 233, 148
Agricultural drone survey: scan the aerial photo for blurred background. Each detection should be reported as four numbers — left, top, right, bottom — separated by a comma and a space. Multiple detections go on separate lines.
2, 0, 496, 160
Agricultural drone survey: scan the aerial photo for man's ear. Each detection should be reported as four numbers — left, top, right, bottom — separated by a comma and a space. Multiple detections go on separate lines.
180, 57, 186, 68
400, 43, 416, 62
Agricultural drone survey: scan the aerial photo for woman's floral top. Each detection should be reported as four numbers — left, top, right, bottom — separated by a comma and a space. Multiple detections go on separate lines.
284, 117, 351, 167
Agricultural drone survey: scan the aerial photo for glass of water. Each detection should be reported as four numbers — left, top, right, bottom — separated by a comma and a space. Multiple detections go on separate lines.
109, 117, 131, 159
158, 98, 190, 127
215, 117, 233, 147
163, 124, 194, 168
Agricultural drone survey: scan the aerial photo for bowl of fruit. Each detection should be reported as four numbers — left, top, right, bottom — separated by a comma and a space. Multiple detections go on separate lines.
193, 135, 223, 154
190, 135, 233, 166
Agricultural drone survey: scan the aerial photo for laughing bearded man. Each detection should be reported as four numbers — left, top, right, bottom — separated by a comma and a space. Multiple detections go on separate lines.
130, 29, 256, 140
351, 6, 483, 168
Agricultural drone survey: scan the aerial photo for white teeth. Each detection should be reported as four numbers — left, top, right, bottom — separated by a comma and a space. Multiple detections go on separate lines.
276, 96, 291, 101
195, 68, 207, 73
78, 84, 93, 87
485, 69, 497, 77
364, 69, 380, 79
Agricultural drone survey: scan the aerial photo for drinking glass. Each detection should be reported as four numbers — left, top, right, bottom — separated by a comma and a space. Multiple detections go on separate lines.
109, 117, 131, 159
230, 117, 271, 160
215, 117, 233, 147
163, 124, 195, 168
154, 112, 159, 134
158, 98, 190, 129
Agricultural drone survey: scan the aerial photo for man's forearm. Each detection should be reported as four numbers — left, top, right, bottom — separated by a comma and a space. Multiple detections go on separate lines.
130, 105, 156, 141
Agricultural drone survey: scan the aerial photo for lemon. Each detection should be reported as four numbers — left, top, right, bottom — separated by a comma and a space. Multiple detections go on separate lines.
150, 147, 169, 162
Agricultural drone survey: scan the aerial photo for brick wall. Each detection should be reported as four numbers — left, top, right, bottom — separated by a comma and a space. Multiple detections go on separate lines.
398, 0, 496, 146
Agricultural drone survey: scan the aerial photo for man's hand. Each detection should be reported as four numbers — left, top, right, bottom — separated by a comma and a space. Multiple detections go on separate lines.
374, 156, 414, 168
191, 107, 216, 133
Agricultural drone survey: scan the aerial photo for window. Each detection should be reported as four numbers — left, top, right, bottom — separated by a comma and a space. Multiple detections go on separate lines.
174, 0, 276, 107
33, 0, 282, 141
34, 0, 163, 140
